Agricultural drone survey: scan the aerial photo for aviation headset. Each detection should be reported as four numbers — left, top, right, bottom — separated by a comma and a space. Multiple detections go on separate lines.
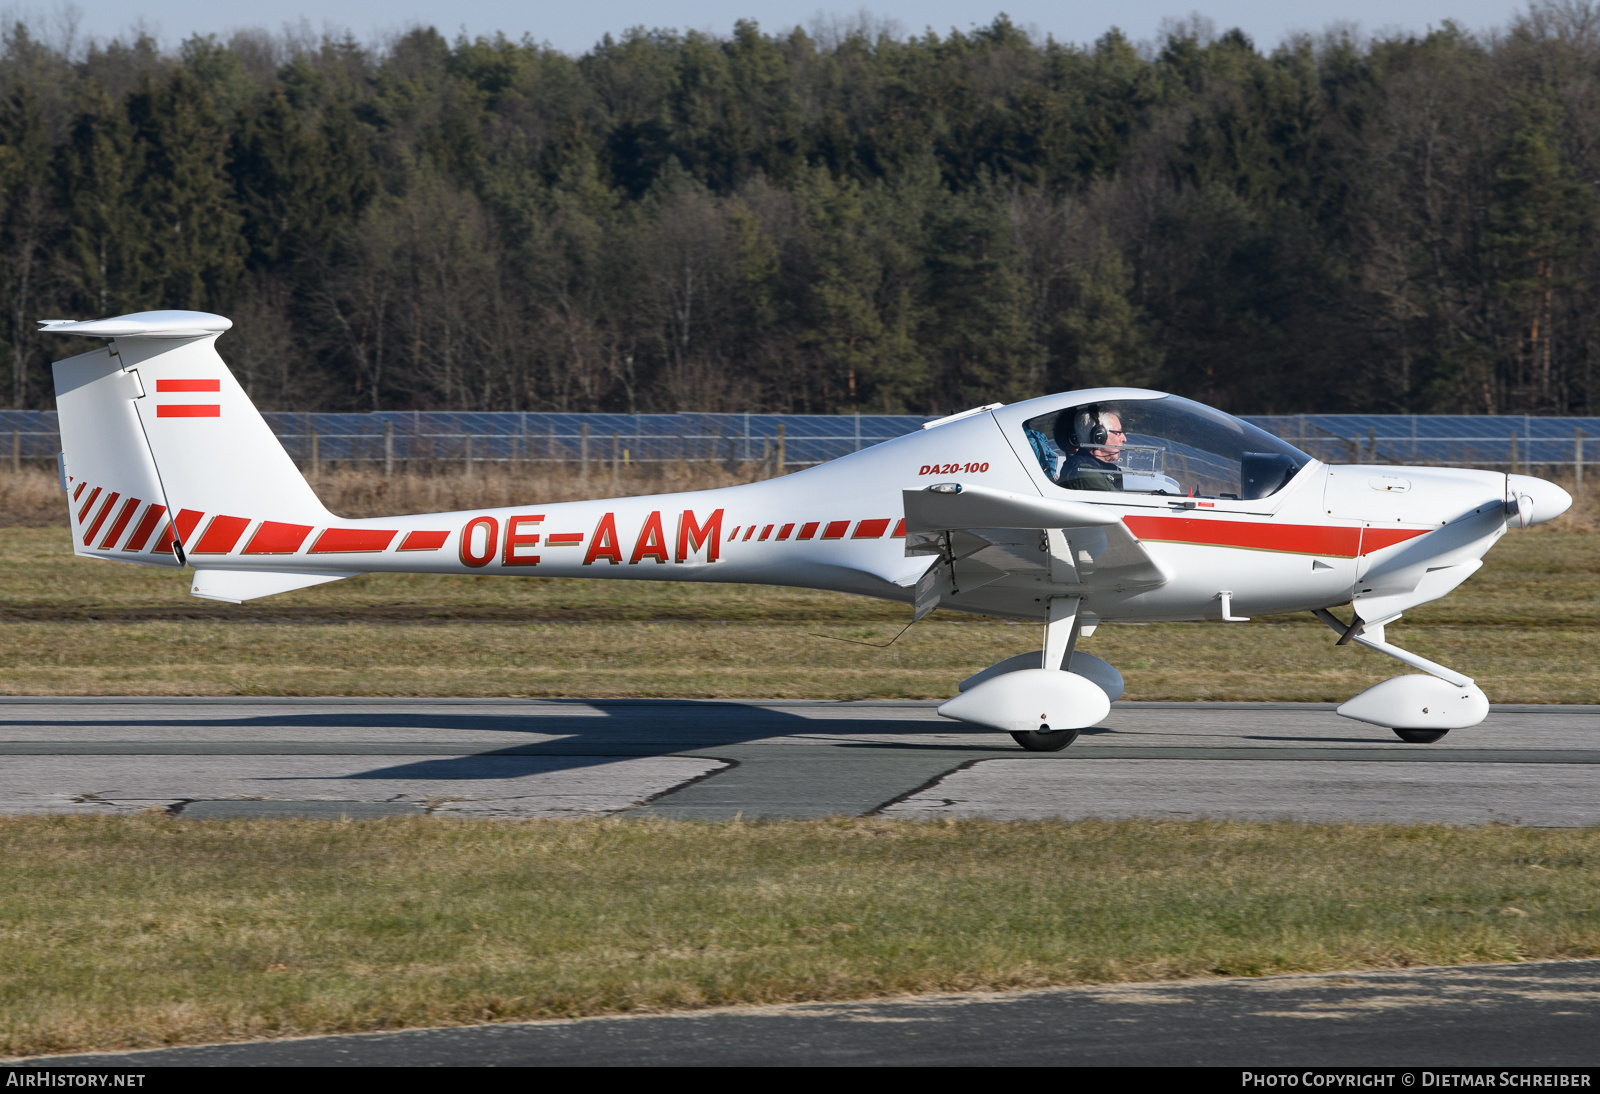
1072, 406, 1109, 448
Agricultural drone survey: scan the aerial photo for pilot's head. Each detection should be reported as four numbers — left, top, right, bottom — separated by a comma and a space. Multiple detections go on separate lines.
1059, 407, 1125, 463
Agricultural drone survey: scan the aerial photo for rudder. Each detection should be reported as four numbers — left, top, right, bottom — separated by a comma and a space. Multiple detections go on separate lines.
45, 310, 333, 567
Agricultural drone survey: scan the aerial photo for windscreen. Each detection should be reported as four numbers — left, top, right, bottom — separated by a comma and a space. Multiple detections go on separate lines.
1022, 395, 1311, 500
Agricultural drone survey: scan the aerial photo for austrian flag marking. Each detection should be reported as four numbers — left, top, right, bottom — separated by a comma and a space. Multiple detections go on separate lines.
155, 377, 221, 417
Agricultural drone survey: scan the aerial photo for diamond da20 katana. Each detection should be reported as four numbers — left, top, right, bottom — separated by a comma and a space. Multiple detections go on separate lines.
43, 310, 1572, 750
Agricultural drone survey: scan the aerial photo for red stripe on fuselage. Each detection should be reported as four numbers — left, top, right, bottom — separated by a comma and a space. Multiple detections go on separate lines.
1359, 526, 1433, 553
1122, 516, 1427, 557
243, 521, 314, 554
191, 515, 251, 553
398, 530, 450, 551
310, 528, 397, 553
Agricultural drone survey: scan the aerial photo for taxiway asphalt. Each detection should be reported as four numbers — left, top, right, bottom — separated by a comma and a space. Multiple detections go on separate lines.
0, 697, 1594, 823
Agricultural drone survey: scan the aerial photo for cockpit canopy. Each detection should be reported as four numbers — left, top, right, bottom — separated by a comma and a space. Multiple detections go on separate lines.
1022, 395, 1311, 501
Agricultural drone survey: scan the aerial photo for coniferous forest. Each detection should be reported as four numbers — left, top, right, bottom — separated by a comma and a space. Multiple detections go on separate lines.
3, 7, 1600, 415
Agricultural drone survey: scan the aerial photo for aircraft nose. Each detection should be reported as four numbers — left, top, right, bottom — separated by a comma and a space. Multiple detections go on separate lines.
1507, 474, 1574, 526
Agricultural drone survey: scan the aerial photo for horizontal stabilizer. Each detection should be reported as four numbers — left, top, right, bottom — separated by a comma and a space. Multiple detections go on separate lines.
191, 569, 358, 604
39, 311, 232, 340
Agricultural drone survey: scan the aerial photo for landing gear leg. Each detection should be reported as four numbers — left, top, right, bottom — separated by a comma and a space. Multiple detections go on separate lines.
1007, 598, 1085, 753
1313, 609, 1488, 737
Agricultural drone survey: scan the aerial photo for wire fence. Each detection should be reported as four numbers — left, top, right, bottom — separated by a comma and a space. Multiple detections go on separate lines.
1, 409, 1596, 476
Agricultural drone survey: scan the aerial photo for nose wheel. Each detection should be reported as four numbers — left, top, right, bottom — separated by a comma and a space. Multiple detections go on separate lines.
1393, 727, 1449, 744
1010, 727, 1080, 752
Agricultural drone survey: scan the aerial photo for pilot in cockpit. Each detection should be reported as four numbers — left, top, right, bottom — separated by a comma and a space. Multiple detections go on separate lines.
1054, 406, 1125, 491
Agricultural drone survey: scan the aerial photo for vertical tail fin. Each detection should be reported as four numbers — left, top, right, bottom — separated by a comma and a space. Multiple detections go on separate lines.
45, 310, 331, 565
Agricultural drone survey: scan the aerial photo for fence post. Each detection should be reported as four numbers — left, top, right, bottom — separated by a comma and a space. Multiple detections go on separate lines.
1509, 430, 1518, 475
384, 420, 394, 478
11, 430, 18, 474
1367, 427, 1376, 463
612, 433, 620, 488
311, 433, 319, 477
1577, 428, 1585, 495
776, 423, 786, 476
580, 422, 589, 486
463, 433, 472, 478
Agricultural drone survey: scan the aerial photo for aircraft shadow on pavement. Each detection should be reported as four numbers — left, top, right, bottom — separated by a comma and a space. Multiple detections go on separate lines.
0, 701, 1022, 781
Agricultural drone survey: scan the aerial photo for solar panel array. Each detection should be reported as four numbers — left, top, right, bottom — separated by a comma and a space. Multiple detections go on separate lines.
1254, 414, 1600, 467
1, 409, 1595, 470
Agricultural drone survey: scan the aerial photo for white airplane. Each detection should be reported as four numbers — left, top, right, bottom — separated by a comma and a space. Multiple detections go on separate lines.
44, 310, 1572, 750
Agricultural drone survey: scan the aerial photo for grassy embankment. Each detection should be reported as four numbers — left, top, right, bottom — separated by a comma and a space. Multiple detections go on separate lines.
0, 465, 1594, 700
2, 815, 1598, 1057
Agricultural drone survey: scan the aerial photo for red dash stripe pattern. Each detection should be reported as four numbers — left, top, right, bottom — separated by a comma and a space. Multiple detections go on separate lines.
244, 521, 314, 554
82, 492, 120, 546
398, 530, 450, 551
98, 497, 142, 549
310, 528, 397, 553
156, 379, 220, 392
821, 520, 850, 540
156, 404, 220, 418
191, 515, 251, 554
853, 518, 891, 539
174, 509, 204, 542
76, 487, 101, 524
797, 522, 819, 540
124, 505, 167, 552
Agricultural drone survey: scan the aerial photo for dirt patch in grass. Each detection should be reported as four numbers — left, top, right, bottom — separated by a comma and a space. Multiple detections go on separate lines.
1, 814, 1596, 1058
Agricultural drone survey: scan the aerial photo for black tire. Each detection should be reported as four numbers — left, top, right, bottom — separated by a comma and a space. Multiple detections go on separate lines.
1010, 726, 1080, 752
1393, 727, 1449, 744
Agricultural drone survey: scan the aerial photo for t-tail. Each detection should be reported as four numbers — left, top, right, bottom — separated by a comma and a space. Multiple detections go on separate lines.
45, 310, 348, 602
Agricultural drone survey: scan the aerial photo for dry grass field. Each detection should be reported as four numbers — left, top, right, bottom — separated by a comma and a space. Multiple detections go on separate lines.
0, 464, 1595, 700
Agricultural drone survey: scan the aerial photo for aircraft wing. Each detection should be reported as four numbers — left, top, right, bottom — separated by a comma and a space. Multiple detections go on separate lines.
900, 484, 1168, 618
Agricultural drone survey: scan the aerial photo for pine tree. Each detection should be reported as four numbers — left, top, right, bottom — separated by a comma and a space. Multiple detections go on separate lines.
0, 81, 55, 406
61, 87, 153, 316
1484, 90, 1593, 410
126, 68, 246, 311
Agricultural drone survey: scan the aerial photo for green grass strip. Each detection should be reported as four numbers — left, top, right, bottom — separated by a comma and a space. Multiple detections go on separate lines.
2, 815, 1597, 1057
